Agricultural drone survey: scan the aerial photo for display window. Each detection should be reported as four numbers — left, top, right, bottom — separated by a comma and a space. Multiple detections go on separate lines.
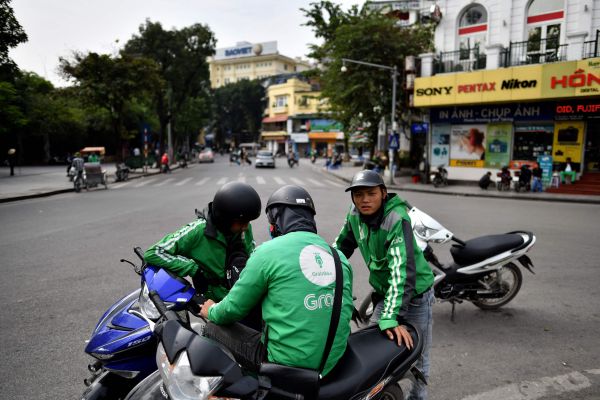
513, 123, 554, 161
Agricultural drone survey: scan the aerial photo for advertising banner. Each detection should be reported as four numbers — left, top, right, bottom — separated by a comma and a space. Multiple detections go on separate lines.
450, 124, 486, 167
485, 123, 512, 168
552, 121, 584, 163
308, 119, 343, 132
431, 125, 450, 167
537, 155, 553, 187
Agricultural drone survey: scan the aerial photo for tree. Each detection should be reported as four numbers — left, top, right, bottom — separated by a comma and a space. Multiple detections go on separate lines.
0, 0, 28, 81
212, 80, 266, 148
60, 52, 163, 159
122, 20, 216, 151
302, 1, 433, 157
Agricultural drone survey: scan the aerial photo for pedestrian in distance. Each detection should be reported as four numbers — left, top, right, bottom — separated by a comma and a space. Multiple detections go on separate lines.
7, 148, 16, 176
532, 165, 543, 192
145, 182, 262, 328
334, 170, 434, 400
240, 147, 252, 166
201, 185, 353, 378
88, 152, 100, 163
478, 171, 493, 190
160, 152, 170, 173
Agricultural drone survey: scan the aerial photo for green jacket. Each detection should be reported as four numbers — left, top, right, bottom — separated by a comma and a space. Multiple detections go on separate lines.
334, 194, 433, 331
144, 213, 255, 302
208, 231, 353, 377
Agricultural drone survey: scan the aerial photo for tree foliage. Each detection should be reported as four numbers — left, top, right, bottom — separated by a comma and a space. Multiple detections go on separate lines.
0, 0, 28, 81
302, 1, 434, 154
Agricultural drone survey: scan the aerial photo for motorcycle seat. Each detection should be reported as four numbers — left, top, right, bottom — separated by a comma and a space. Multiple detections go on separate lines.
450, 234, 524, 266
317, 325, 421, 400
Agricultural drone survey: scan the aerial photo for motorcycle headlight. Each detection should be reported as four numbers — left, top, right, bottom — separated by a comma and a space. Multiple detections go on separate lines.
156, 343, 223, 400
415, 225, 437, 240
138, 284, 174, 320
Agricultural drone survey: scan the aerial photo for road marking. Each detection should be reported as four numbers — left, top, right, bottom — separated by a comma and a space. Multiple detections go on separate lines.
290, 177, 304, 185
307, 178, 325, 187
274, 177, 285, 185
256, 176, 266, 184
175, 177, 193, 186
217, 177, 228, 185
154, 178, 175, 187
110, 182, 130, 189
134, 178, 157, 188
237, 176, 247, 183
195, 177, 210, 186
587, 369, 600, 375
461, 371, 593, 400
325, 179, 343, 188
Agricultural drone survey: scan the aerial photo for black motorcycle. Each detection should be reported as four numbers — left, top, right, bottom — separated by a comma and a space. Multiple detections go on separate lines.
115, 163, 130, 182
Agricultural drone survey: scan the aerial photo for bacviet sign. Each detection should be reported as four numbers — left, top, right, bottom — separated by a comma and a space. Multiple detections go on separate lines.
414, 57, 600, 107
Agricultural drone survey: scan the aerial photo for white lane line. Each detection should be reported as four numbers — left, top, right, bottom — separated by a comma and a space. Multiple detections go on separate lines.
256, 176, 266, 184
307, 178, 325, 187
154, 178, 175, 187
290, 177, 304, 185
325, 179, 343, 188
217, 177, 228, 185
274, 177, 285, 185
110, 182, 130, 189
134, 178, 157, 188
195, 177, 210, 186
460, 371, 592, 400
175, 177, 194, 186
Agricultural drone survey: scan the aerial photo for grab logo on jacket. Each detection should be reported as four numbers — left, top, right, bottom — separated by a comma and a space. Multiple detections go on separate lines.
299, 245, 336, 286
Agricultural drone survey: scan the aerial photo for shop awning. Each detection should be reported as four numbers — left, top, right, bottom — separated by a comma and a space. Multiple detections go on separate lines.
308, 132, 344, 140
261, 131, 288, 138
262, 115, 288, 123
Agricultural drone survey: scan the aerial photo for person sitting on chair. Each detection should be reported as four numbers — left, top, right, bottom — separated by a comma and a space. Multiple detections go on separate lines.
559, 158, 577, 184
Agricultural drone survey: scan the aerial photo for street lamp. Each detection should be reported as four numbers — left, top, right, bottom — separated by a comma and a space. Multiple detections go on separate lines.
341, 58, 398, 185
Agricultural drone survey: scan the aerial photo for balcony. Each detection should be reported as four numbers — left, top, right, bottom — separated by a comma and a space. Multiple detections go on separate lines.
503, 38, 567, 67
582, 30, 600, 59
433, 48, 486, 74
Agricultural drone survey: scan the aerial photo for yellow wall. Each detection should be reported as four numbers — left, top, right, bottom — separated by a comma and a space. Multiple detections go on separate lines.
265, 78, 324, 118
414, 58, 600, 107
209, 55, 309, 88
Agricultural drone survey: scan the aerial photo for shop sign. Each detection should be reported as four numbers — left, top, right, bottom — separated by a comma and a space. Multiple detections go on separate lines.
415, 86, 452, 96
308, 119, 343, 132
449, 124, 486, 168
411, 122, 429, 134
430, 103, 553, 123
290, 133, 309, 143
225, 46, 253, 57
431, 125, 450, 167
550, 69, 600, 93
552, 121, 584, 163
555, 99, 600, 120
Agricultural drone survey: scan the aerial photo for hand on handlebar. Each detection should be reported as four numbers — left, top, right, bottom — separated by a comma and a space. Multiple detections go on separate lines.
200, 299, 215, 319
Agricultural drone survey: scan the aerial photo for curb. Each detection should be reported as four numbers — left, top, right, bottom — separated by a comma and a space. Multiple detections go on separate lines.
323, 168, 600, 205
0, 165, 181, 204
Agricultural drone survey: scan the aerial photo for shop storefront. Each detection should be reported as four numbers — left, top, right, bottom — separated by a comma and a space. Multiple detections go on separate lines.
415, 57, 600, 182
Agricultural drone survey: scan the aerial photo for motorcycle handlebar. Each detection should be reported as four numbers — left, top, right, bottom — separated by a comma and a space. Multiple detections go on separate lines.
150, 290, 179, 322
451, 237, 466, 246
269, 387, 304, 400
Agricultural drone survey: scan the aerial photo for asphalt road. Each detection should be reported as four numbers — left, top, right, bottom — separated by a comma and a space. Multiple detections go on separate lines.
0, 155, 599, 400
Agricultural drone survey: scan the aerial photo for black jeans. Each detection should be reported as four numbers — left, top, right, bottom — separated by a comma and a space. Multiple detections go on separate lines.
203, 322, 265, 372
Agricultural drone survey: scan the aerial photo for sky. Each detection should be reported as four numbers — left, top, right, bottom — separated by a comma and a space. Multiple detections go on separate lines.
9, 0, 363, 87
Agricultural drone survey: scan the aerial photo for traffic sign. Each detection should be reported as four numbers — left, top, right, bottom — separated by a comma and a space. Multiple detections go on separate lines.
389, 133, 400, 150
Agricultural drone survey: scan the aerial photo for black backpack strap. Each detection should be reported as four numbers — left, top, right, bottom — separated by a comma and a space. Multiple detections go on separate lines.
319, 245, 343, 374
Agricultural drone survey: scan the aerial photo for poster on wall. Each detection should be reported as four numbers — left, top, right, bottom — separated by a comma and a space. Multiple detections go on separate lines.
537, 155, 553, 187
431, 125, 450, 167
450, 124, 486, 167
552, 121, 584, 163
485, 123, 512, 168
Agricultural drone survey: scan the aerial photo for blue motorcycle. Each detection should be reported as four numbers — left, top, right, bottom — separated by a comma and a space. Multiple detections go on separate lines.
81, 247, 201, 400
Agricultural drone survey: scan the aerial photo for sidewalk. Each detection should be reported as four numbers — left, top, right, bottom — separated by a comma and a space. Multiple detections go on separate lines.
320, 163, 600, 205
0, 164, 164, 203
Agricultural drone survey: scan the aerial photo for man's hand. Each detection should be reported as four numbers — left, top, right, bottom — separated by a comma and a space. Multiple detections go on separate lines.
384, 325, 413, 349
200, 299, 216, 319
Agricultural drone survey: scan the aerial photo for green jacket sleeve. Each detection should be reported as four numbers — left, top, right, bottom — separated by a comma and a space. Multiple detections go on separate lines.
143, 220, 204, 278
333, 211, 358, 259
378, 218, 417, 331
208, 250, 267, 325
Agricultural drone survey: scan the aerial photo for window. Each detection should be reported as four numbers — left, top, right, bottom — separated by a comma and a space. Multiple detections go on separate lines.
458, 4, 488, 58
526, 0, 564, 61
275, 95, 288, 107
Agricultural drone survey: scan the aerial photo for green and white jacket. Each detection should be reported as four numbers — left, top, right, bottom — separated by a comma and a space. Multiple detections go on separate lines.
334, 194, 434, 331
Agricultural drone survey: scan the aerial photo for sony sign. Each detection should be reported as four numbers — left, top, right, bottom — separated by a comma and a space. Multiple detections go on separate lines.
415, 86, 453, 96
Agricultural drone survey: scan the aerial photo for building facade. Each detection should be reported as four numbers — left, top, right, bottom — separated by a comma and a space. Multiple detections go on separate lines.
414, 0, 600, 184
208, 41, 311, 88
261, 76, 344, 156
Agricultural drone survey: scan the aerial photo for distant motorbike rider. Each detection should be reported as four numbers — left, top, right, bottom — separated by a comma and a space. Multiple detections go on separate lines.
334, 170, 434, 400
201, 185, 353, 377
69, 152, 85, 178
144, 182, 261, 321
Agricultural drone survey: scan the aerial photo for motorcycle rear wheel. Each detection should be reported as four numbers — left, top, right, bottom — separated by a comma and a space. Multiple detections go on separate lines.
432, 177, 442, 188
74, 178, 82, 193
473, 262, 523, 310
378, 383, 404, 399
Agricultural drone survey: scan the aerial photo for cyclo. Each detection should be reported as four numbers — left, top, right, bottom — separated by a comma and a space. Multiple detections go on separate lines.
74, 147, 108, 192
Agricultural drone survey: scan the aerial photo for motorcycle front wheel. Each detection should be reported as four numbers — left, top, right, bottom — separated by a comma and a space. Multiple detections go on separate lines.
432, 177, 442, 188
74, 177, 82, 193
472, 262, 523, 310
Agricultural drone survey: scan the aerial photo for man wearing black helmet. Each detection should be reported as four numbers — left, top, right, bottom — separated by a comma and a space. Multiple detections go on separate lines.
334, 170, 434, 400
200, 185, 353, 378
144, 182, 261, 306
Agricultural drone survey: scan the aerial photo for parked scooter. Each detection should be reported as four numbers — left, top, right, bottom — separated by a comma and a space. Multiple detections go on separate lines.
359, 206, 536, 322
81, 247, 203, 400
124, 292, 425, 400
496, 166, 512, 191
431, 165, 448, 188
115, 163, 130, 182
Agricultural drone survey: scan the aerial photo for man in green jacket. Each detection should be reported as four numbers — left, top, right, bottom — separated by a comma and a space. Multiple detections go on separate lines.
334, 170, 434, 400
144, 182, 261, 304
201, 185, 353, 378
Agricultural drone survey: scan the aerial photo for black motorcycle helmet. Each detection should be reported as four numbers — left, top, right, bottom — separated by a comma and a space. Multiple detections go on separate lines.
212, 182, 261, 230
345, 170, 386, 192
265, 185, 316, 217
265, 185, 316, 237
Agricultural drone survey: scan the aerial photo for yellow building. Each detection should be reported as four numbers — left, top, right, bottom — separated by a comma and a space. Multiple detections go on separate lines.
208, 41, 310, 89
261, 76, 343, 156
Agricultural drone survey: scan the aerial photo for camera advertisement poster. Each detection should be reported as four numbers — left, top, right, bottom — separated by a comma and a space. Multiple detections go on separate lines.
431, 125, 450, 167
450, 125, 486, 167
552, 121, 584, 163
485, 123, 512, 168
